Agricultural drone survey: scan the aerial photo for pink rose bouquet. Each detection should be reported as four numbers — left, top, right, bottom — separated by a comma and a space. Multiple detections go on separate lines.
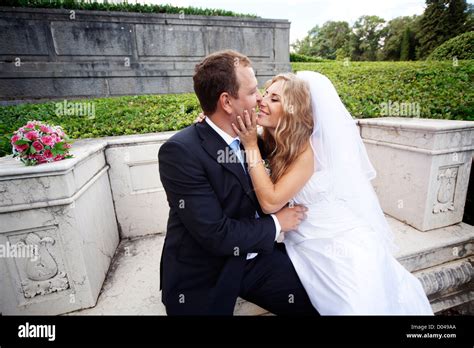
11, 121, 73, 166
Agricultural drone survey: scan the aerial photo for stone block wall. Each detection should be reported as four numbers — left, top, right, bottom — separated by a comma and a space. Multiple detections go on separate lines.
0, 7, 290, 101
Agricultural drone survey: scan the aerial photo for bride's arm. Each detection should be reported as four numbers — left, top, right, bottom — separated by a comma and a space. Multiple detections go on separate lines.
233, 110, 314, 214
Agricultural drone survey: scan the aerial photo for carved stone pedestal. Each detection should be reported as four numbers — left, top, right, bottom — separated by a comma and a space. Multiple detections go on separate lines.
0, 140, 119, 315
359, 117, 474, 231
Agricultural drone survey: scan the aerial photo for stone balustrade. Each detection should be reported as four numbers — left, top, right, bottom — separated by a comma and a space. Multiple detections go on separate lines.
0, 117, 473, 315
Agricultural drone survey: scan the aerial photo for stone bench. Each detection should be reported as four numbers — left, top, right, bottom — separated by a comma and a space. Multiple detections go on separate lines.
1, 117, 473, 315
66, 214, 473, 315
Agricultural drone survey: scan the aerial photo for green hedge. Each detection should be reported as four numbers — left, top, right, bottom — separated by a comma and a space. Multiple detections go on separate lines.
1, 60, 472, 157
428, 32, 474, 61
292, 60, 473, 121
0, 94, 201, 157
290, 53, 325, 62
2, 0, 258, 17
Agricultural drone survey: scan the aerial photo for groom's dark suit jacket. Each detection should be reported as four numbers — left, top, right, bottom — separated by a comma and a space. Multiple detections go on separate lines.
158, 121, 276, 315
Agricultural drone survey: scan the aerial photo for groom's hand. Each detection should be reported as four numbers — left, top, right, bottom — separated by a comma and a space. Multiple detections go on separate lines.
275, 204, 308, 232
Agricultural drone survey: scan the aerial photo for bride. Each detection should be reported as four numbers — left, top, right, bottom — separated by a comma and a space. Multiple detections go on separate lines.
230, 71, 433, 315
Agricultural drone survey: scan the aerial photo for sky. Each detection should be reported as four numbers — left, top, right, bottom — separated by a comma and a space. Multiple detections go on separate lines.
127, 0, 436, 44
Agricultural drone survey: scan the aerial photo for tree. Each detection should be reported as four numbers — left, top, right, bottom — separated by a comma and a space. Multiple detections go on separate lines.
417, 0, 450, 58
292, 21, 351, 59
313, 21, 351, 59
381, 16, 419, 60
417, 0, 469, 58
446, 0, 469, 36
400, 27, 416, 60
467, 3, 474, 31
291, 25, 321, 57
350, 15, 387, 61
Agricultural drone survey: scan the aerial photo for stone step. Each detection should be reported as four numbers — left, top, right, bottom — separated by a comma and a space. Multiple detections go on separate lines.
389, 216, 473, 272
66, 216, 473, 315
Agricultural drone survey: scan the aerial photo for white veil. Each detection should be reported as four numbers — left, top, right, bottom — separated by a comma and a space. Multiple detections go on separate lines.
296, 71, 396, 252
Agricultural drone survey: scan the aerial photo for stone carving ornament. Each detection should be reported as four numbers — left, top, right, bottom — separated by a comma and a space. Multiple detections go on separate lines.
433, 167, 458, 214
16, 233, 69, 298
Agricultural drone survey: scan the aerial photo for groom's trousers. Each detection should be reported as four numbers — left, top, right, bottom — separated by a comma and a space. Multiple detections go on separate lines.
240, 242, 319, 316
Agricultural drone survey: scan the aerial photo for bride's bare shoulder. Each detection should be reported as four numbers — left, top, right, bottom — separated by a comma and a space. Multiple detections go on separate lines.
299, 141, 314, 165
288, 141, 314, 174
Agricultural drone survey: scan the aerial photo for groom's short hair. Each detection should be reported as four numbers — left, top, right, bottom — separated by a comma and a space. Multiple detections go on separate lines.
193, 50, 251, 115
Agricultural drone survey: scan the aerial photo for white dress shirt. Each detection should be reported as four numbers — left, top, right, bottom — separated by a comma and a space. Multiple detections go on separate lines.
205, 117, 282, 259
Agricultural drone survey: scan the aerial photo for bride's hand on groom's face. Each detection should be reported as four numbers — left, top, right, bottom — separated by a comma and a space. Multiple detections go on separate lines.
232, 109, 258, 148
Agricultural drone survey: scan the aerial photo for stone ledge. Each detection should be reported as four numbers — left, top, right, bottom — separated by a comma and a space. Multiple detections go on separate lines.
0, 139, 107, 178
389, 216, 474, 272
358, 117, 474, 133
0, 7, 291, 25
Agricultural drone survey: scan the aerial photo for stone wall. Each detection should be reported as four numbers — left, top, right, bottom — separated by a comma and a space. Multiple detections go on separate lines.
0, 7, 290, 101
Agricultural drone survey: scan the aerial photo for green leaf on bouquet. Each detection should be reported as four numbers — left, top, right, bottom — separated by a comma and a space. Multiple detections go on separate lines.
29, 146, 36, 154
14, 139, 30, 145
52, 142, 66, 154
24, 158, 37, 166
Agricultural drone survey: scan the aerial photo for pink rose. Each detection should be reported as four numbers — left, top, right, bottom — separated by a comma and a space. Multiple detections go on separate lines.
11, 134, 21, 144
51, 133, 59, 142
35, 155, 47, 164
25, 122, 36, 129
54, 154, 64, 161
43, 149, 53, 159
56, 129, 65, 138
25, 131, 39, 141
40, 125, 52, 134
32, 141, 44, 152
40, 136, 54, 146
14, 144, 29, 152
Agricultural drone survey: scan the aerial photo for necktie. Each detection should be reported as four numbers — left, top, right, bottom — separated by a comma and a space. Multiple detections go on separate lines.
230, 140, 260, 258
229, 139, 246, 173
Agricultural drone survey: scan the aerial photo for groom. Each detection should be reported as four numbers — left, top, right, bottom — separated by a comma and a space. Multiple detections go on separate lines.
158, 50, 317, 315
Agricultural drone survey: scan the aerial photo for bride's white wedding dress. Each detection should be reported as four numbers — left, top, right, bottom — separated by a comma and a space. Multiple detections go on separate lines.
284, 170, 433, 315
282, 71, 433, 315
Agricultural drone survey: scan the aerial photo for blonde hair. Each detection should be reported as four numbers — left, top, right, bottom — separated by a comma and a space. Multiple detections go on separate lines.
262, 73, 314, 183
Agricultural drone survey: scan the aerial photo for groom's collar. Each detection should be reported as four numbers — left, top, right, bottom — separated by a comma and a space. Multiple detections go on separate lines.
205, 116, 239, 146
